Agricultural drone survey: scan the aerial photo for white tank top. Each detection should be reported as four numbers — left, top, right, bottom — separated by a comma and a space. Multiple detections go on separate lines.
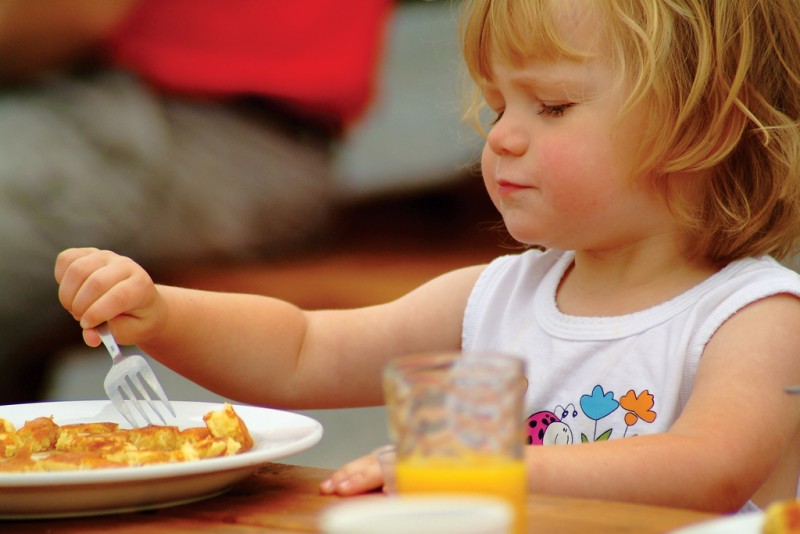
463, 249, 800, 510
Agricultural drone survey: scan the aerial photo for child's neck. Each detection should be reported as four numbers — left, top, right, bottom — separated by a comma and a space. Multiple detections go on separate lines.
555, 243, 717, 317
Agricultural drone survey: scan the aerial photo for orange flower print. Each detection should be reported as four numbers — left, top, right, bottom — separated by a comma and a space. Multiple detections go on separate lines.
620, 389, 657, 437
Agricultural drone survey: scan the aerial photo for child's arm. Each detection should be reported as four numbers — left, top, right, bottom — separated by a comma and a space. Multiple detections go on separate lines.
322, 294, 800, 513
55, 247, 484, 408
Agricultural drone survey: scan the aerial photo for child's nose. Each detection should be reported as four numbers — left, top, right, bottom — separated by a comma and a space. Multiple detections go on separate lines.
486, 113, 528, 156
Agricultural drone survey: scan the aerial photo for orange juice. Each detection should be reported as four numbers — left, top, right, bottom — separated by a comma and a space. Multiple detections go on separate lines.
395, 456, 527, 534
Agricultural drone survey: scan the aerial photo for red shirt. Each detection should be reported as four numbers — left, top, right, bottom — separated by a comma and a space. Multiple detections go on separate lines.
108, 0, 393, 123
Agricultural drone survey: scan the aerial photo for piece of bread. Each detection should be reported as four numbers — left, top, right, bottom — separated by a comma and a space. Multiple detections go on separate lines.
203, 402, 254, 454
0, 403, 253, 472
763, 499, 800, 534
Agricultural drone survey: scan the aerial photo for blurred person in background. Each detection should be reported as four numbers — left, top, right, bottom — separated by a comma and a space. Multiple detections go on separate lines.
0, 0, 393, 403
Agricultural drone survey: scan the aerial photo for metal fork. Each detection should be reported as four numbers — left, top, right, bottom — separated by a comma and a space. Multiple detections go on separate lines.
97, 323, 176, 427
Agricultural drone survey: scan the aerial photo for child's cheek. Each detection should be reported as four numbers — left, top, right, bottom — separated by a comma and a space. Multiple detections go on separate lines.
537, 139, 591, 190
536, 136, 614, 218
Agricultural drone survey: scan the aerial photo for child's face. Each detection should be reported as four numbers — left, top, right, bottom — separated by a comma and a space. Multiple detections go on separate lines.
479, 11, 673, 252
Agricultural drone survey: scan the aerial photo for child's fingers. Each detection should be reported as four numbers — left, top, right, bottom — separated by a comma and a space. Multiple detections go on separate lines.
54, 247, 100, 284
57, 250, 150, 327
56, 248, 163, 348
58, 252, 123, 318
319, 453, 384, 496
75, 276, 140, 329
57, 250, 110, 318
81, 327, 103, 348
55, 248, 101, 309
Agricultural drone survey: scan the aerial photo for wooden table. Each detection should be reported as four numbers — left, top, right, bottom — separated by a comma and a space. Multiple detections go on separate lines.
3, 463, 718, 533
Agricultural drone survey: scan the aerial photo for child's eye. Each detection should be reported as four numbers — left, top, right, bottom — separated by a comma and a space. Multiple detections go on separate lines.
538, 103, 575, 117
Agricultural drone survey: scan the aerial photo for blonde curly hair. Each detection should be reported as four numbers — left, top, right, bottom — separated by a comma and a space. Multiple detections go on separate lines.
461, 0, 800, 265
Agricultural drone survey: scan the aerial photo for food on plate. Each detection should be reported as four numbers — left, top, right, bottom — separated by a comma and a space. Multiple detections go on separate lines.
764, 499, 800, 534
0, 403, 253, 472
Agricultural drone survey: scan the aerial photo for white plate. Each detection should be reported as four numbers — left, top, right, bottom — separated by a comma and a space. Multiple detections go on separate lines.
670, 512, 763, 533
0, 400, 323, 519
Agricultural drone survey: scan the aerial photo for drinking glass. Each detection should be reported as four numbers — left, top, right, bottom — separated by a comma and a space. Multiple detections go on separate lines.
383, 351, 527, 534
372, 444, 397, 494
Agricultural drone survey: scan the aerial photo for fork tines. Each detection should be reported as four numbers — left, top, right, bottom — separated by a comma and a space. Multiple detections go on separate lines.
108, 357, 176, 427
98, 323, 176, 428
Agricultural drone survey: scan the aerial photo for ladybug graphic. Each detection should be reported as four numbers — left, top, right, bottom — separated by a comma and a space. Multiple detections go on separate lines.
526, 409, 574, 446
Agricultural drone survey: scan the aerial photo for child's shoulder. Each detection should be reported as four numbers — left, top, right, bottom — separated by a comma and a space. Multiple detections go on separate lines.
692, 255, 800, 338
717, 255, 800, 290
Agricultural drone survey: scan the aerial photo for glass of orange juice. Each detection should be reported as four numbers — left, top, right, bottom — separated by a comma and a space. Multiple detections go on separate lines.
383, 352, 527, 534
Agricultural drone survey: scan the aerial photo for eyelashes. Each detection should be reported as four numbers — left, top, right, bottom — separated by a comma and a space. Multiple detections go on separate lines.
537, 103, 575, 117
490, 102, 575, 124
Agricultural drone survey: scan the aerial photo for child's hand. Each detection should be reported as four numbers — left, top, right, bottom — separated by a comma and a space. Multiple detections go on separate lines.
319, 452, 385, 496
54, 248, 166, 348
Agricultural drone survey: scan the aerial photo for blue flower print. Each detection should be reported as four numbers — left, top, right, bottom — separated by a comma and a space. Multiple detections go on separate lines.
580, 385, 619, 420
579, 385, 619, 442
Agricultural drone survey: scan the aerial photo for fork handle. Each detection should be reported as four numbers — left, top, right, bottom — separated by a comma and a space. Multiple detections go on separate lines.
96, 323, 123, 360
